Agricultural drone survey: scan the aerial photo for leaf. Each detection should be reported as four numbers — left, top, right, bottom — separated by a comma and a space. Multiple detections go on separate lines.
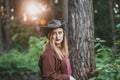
96, 38, 101, 41
97, 48, 103, 52
99, 40, 106, 42
116, 23, 120, 28
95, 43, 101, 48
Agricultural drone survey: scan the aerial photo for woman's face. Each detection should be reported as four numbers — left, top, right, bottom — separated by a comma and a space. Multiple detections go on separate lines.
52, 28, 64, 44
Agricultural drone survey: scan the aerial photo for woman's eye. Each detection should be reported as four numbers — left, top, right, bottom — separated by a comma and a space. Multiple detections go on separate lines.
58, 31, 62, 34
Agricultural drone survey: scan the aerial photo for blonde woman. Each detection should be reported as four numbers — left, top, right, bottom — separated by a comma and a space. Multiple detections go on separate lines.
38, 20, 75, 80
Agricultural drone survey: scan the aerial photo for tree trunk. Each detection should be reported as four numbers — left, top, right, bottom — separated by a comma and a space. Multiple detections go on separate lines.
0, 17, 3, 55
48, 0, 55, 20
5, 0, 11, 50
109, 0, 115, 47
62, 0, 68, 36
68, 0, 96, 80
62, 0, 68, 22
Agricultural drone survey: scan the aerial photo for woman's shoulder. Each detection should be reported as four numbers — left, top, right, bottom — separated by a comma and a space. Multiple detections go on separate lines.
42, 44, 55, 57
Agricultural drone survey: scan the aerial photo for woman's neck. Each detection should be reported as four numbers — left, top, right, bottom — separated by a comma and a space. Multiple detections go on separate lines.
56, 43, 62, 49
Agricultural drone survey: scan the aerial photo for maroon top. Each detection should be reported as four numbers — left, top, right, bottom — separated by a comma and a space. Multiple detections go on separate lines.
38, 44, 70, 80
65, 58, 72, 76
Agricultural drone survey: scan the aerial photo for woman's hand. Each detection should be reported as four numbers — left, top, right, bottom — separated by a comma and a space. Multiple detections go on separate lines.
70, 76, 76, 80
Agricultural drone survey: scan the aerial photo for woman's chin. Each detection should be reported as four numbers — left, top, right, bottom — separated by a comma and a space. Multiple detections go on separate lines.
55, 42, 60, 44
55, 41, 62, 44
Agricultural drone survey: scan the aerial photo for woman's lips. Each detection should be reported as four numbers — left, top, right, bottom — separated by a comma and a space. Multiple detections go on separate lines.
56, 39, 60, 41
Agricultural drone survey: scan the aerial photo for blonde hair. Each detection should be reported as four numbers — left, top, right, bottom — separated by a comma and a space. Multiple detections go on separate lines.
45, 29, 69, 60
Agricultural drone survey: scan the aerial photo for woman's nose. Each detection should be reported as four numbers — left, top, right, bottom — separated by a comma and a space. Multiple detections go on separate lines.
56, 34, 60, 39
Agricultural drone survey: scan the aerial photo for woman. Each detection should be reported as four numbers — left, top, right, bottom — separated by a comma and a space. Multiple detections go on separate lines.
38, 20, 75, 80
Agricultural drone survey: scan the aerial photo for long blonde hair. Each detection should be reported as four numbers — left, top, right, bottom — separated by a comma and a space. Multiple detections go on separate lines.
46, 29, 69, 60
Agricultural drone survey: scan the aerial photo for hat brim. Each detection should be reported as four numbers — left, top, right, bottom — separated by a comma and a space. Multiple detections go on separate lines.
43, 21, 66, 29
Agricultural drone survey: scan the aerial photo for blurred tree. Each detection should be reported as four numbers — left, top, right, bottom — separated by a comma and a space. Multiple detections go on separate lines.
93, 0, 112, 47
5, 0, 10, 50
62, 0, 68, 36
49, 0, 55, 20
109, 0, 115, 47
68, 0, 96, 80
0, 14, 3, 55
0, 0, 3, 54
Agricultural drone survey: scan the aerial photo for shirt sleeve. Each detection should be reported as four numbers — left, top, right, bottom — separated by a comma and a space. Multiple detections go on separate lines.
41, 51, 69, 80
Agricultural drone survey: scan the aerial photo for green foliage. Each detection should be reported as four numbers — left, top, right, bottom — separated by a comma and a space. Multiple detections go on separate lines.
90, 38, 120, 80
27, 36, 48, 72
115, 23, 120, 54
10, 19, 31, 50
0, 36, 47, 75
10, 19, 43, 51
28, 36, 48, 56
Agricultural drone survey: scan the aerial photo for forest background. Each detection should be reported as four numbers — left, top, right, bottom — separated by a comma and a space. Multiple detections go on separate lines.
0, 0, 120, 80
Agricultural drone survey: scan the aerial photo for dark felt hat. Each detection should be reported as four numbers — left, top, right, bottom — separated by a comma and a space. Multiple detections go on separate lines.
42, 20, 66, 38
44, 19, 65, 29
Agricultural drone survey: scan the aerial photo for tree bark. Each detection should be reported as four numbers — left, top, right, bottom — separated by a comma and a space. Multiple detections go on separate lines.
5, 0, 11, 50
62, 0, 68, 22
68, 0, 96, 80
48, 0, 55, 20
62, 0, 68, 36
109, 0, 115, 47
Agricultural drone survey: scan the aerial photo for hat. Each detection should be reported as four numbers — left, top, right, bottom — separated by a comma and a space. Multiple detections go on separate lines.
44, 19, 65, 29
41, 20, 66, 38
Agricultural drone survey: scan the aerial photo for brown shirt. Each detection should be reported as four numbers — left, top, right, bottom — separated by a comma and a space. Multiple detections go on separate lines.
38, 45, 70, 80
